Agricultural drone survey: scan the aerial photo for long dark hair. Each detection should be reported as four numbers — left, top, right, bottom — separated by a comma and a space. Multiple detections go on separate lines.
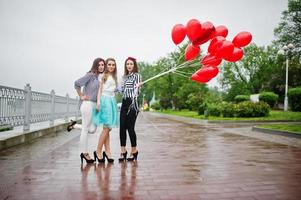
124, 57, 138, 76
89, 58, 105, 74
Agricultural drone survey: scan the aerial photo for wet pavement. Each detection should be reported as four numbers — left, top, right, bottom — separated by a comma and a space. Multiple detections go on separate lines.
1, 112, 301, 200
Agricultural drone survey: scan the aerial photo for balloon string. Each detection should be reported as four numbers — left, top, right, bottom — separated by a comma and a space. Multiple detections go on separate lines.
142, 60, 198, 84
173, 71, 191, 78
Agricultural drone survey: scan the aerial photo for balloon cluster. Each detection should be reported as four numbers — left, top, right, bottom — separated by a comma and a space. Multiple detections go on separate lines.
171, 19, 252, 83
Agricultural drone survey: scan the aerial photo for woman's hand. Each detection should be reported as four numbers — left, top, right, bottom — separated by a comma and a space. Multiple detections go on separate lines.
136, 82, 143, 88
80, 95, 89, 101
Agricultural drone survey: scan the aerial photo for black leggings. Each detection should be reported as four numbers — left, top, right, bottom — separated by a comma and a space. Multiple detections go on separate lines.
120, 98, 138, 147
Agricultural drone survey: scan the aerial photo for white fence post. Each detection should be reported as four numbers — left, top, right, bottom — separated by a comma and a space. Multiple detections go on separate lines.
50, 90, 55, 126
65, 93, 69, 122
23, 84, 31, 131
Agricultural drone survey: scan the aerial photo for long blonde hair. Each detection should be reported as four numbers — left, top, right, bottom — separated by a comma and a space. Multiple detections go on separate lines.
102, 58, 117, 85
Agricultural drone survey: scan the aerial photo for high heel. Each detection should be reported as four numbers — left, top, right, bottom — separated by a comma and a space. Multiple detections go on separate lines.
67, 120, 76, 132
103, 151, 114, 163
118, 151, 128, 162
127, 151, 138, 161
94, 151, 105, 163
80, 153, 95, 164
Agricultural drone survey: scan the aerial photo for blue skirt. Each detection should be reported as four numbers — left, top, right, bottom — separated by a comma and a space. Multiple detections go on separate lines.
92, 95, 119, 128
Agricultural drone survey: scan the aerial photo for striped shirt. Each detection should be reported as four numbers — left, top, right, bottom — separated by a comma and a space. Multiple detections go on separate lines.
122, 73, 142, 98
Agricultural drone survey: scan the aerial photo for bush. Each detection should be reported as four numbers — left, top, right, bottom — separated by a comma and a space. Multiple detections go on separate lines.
234, 95, 250, 103
198, 103, 207, 115
236, 101, 270, 117
207, 104, 221, 117
151, 101, 161, 110
186, 93, 204, 111
288, 87, 301, 111
259, 92, 278, 108
159, 97, 172, 110
220, 102, 236, 117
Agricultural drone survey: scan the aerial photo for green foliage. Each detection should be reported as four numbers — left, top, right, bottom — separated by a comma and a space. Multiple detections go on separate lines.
234, 95, 250, 103
219, 44, 280, 101
235, 101, 270, 117
159, 97, 172, 110
272, 0, 301, 99
220, 102, 236, 117
259, 92, 279, 108
288, 87, 301, 111
206, 104, 221, 117
150, 102, 161, 110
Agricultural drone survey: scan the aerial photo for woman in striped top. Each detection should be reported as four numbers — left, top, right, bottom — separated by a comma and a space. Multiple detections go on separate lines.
119, 57, 142, 162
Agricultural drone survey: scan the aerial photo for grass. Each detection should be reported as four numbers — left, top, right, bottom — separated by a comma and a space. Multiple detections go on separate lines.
257, 124, 301, 134
0, 126, 13, 132
157, 109, 301, 121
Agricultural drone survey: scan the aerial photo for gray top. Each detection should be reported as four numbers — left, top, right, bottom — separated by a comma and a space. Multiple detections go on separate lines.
74, 72, 99, 102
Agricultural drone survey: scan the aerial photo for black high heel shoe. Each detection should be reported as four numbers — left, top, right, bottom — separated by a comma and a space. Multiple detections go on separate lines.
127, 151, 138, 161
80, 153, 95, 164
103, 151, 114, 163
118, 151, 128, 162
94, 151, 105, 163
67, 120, 77, 132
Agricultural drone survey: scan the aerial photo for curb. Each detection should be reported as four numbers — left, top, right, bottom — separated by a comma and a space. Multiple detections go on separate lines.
0, 120, 81, 151
207, 120, 301, 124
252, 126, 301, 139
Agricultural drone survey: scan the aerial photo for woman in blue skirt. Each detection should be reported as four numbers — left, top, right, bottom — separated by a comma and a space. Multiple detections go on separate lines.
92, 58, 118, 163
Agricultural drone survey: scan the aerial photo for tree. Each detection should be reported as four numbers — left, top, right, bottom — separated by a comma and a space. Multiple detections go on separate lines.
272, 0, 301, 100
219, 44, 279, 101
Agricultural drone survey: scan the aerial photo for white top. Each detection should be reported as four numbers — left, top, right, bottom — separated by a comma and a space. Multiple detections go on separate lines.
98, 73, 103, 82
102, 75, 116, 97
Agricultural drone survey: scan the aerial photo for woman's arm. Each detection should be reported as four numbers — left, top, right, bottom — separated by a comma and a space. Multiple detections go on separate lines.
74, 73, 92, 100
134, 74, 143, 96
96, 81, 103, 111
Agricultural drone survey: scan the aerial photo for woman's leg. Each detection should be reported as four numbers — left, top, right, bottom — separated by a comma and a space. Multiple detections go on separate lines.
127, 110, 138, 153
79, 101, 94, 157
96, 127, 110, 158
119, 102, 128, 153
104, 129, 112, 156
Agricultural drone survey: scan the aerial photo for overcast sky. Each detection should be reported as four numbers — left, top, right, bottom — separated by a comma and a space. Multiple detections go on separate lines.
0, 0, 287, 98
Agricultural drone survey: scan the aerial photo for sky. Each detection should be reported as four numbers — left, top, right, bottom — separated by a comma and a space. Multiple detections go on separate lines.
0, 0, 288, 98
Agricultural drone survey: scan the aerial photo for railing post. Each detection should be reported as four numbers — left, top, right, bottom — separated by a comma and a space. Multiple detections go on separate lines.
65, 93, 69, 122
23, 84, 31, 131
75, 96, 79, 121
50, 90, 55, 126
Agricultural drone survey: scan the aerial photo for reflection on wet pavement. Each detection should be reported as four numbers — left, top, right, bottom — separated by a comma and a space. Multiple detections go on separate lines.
0, 112, 301, 199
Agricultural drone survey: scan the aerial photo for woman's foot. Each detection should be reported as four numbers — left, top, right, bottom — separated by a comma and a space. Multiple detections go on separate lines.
94, 151, 105, 163
67, 120, 77, 132
118, 151, 128, 162
80, 153, 95, 164
103, 151, 114, 163
127, 151, 138, 162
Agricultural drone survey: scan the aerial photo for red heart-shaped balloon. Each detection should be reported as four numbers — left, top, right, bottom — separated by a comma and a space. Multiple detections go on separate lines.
186, 19, 203, 42
196, 66, 219, 79
193, 21, 215, 46
214, 25, 228, 38
171, 24, 186, 45
223, 47, 244, 62
201, 53, 222, 67
191, 72, 211, 83
207, 36, 226, 55
185, 44, 200, 61
232, 31, 252, 47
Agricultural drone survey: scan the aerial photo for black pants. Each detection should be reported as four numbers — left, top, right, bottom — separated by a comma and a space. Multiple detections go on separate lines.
120, 98, 138, 147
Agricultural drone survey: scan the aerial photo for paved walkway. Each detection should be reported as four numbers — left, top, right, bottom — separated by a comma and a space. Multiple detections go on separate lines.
1, 112, 301, 200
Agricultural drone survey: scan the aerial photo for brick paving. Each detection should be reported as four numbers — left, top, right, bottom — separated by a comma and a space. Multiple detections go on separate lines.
1, 112, 301, 200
